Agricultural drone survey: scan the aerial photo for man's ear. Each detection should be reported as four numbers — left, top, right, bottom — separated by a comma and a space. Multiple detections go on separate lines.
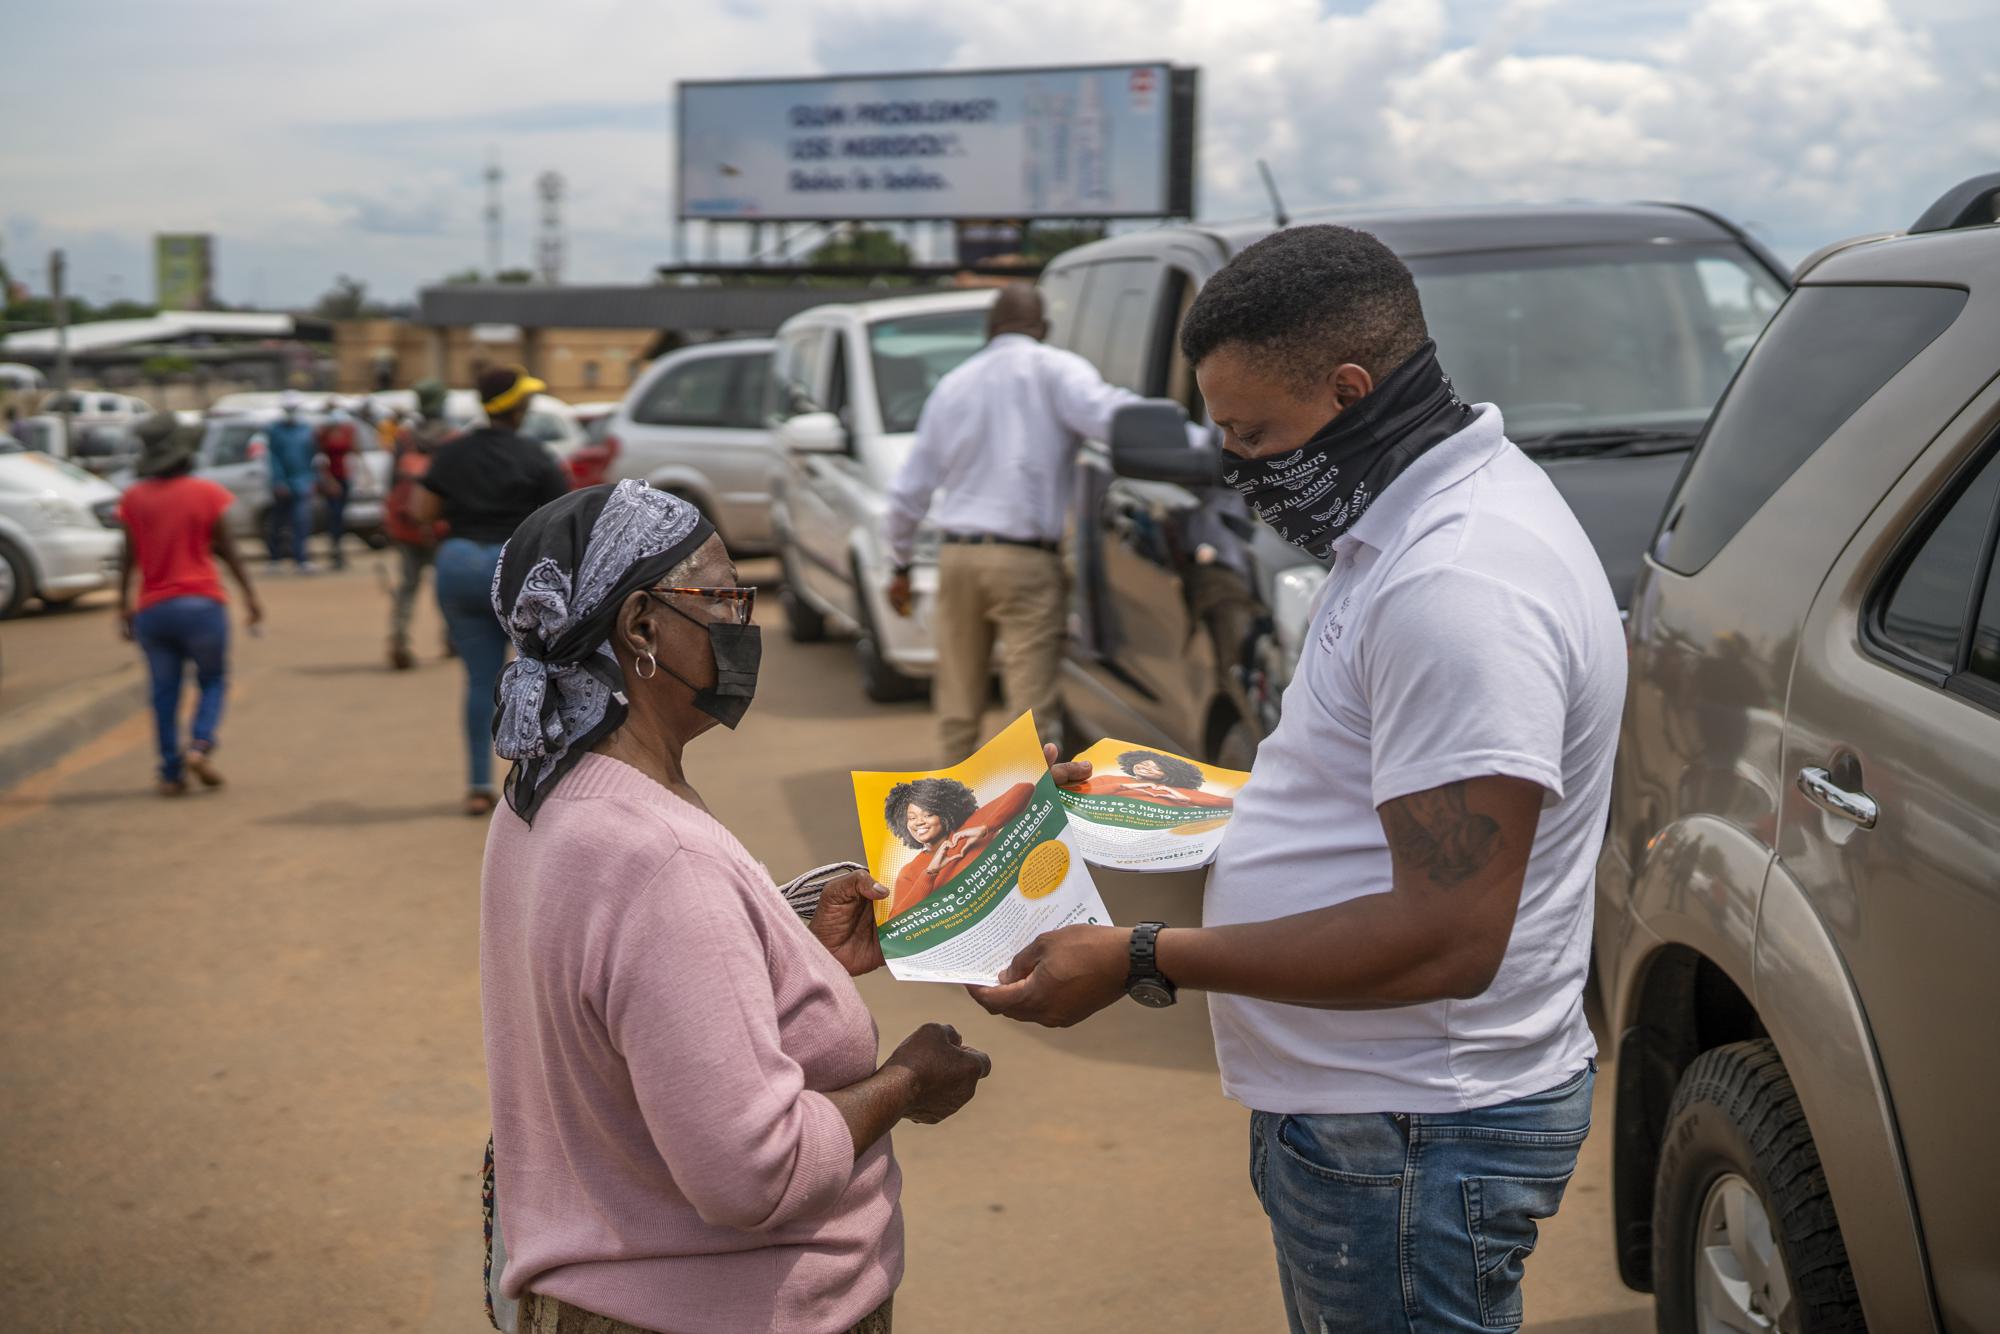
1332, 363, 1376, 408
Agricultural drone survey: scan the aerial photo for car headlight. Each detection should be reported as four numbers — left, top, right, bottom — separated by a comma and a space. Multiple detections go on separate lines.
1271, 564, 1331, 664
33, 496, 96, 530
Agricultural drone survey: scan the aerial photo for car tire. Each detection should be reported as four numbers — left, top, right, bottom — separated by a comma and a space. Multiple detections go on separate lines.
1653, 1040, 1864, 1334
779, 545, 828, 643
0, 539, 31, 620
852, 566, 926, 704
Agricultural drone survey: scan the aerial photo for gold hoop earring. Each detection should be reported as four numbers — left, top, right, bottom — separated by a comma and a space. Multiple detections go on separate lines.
634, 649, 658, 680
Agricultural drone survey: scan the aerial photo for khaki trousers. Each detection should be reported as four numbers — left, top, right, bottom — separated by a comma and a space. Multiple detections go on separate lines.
933, 543, 1066, 761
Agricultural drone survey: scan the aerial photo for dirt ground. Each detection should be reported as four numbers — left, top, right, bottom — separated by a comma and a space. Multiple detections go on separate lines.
0, 553, 1655, 1333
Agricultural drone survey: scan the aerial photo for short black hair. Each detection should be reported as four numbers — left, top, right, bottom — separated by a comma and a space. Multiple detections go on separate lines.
1179, 224, 1428, 389
1117, 750, 1204, 789
884, 777, 980, 850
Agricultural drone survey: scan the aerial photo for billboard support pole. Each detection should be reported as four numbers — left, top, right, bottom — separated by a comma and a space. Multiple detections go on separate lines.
50, 249, 71, 454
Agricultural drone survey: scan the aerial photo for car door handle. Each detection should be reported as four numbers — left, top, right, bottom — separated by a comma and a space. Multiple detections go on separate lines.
1798, 767, 1878, 829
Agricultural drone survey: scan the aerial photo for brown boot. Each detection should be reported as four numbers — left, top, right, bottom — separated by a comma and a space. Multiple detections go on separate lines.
390, 641, 416, 671
187, 744, 225, 788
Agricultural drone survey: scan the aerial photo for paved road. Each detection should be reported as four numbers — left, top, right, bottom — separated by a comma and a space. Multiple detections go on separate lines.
0, 556, 1654, 1333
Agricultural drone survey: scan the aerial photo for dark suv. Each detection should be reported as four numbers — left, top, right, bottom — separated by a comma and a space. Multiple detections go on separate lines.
1044, 203, 1790, 764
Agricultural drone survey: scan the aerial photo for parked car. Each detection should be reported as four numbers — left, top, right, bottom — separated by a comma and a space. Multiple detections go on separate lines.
565, 400, 623, 487
1050, 202, 1791, 764
1599, 174, 2000, 1333
39, 389, 153, 419
768, 291, 999, 701
362, 388, 584, 470
181, 410, 392, 550
601, 340, 776, 552
6, 413, 145, 477
0, 448, 124, 618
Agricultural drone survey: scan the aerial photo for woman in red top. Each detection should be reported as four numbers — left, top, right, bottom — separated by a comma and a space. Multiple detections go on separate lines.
117, 415, 263, 795
882, 777, 1036, 917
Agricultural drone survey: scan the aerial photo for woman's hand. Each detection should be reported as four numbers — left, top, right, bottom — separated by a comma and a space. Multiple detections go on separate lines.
936, 825, 989, 863
809, 870, 888, 976
884, 1023, 993, 1124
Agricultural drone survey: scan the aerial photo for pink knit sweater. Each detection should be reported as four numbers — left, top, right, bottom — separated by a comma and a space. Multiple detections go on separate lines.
481, 753, 903, 1333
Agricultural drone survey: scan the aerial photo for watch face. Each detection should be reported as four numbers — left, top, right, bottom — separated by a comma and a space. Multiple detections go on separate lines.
1130, 980, 1176, 1009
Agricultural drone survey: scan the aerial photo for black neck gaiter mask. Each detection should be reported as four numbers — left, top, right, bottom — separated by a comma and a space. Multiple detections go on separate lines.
1221, 340, 1474, 559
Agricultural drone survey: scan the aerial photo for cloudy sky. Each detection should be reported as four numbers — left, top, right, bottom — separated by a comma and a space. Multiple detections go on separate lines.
6, 0, 1996, 308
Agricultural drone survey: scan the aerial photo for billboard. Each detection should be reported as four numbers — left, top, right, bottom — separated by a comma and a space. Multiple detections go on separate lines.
154, 234, 213, 311
678, 64, 1196, 222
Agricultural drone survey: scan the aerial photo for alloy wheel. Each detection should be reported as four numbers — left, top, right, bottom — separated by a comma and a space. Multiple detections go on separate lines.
1694, 1172, 1796, 1333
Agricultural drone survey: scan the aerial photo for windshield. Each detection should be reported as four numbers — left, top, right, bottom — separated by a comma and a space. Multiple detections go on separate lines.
1409, 243, 1786, 443
869, 309, 990, 433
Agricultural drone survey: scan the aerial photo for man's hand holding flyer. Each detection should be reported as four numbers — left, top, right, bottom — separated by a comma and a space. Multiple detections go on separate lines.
852, 715, 1253, 984
851, 713, 1110, 985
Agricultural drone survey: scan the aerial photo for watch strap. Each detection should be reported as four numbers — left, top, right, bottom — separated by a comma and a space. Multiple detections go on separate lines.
1127, 921, 1169, 990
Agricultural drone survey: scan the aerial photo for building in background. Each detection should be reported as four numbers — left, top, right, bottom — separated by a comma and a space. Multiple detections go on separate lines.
153, 234, 214, 311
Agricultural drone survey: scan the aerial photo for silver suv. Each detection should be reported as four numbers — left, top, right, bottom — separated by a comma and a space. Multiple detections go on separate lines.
1600, 173, 2000, 1332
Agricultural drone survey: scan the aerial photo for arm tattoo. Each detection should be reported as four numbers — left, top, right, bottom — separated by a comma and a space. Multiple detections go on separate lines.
1383, 783, 1501, 888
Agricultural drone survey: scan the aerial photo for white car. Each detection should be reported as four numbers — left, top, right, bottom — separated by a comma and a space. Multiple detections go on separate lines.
362, 389, 585, 467
768, 289, 997, 701
602, 339, 776, 555
0, 448, 124, 618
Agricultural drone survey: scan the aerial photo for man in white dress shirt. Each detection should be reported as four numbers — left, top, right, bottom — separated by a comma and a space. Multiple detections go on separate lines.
885, 284, 1141, 760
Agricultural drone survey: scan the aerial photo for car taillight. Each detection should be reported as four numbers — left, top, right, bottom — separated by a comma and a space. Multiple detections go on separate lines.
602, 432, 620, 462
247, 440, 266, 461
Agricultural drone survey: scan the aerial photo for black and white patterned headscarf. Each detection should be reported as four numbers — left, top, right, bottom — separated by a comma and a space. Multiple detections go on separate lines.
489, 480, 713, 823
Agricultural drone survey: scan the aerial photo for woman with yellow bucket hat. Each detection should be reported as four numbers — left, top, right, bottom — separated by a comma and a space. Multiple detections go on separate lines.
408, 366, 573, 815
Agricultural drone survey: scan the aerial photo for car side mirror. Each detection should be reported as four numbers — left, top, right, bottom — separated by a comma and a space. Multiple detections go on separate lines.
776, 411, 847, 455
1110, 400, 1219, 486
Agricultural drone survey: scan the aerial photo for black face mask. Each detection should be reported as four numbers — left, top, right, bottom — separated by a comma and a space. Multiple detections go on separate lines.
657, 602, 762, 729
1221, 340, 1473, 560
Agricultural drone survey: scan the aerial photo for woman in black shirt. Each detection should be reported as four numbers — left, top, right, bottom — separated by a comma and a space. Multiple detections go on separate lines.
413, 366, 572, 815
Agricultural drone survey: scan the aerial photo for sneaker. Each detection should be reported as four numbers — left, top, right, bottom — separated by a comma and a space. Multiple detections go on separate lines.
390, 643, 416, 671
187, 745, 225, 788
157, 776, 189, 798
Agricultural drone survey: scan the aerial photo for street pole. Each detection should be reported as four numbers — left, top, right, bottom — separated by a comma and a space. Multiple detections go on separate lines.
51, 249, 71, 456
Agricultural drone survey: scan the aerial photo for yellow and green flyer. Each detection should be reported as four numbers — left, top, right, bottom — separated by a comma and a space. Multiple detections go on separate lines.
852, 712, 1110, 985
1052, 740, 1248, 871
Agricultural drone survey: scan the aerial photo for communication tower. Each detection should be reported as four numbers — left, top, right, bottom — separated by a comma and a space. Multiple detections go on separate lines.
484, 154, 503, 276
537, 171, 566, 285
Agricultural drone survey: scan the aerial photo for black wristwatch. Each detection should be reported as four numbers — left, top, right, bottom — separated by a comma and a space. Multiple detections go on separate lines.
1126, 922, 1178, 1008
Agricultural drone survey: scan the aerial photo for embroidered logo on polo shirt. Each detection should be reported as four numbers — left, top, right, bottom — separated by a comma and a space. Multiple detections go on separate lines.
1318, 594, 1354, 653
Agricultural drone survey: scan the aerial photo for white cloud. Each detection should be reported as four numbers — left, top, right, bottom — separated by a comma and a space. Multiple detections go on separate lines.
3, 0, 1994, 306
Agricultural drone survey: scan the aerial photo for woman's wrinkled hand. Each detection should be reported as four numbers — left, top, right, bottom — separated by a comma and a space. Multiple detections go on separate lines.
1045, 741, 1091, 789
808, 870, 888, 976
885, 1022, 993, 1124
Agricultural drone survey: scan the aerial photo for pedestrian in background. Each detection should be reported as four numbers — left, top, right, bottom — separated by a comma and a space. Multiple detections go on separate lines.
116, 413, 263, 796
315, 398, 358, 570
883, 283, 1144, 761
409, 366, 570, 816
263, 390, 318, 573
382, 378, 453, 671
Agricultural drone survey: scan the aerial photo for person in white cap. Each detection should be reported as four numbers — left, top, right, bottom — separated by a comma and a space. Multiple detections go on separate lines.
264, 390, 319, 572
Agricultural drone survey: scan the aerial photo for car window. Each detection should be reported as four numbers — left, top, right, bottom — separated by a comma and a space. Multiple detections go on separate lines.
1040, 263, 1088, 350
826, 333, 850, 426
1065, 259, 1161, 392
1971, 526, 2000, 688
1655, 284, 1967, 574
1876, 450, 2000, 670
206, 422, 264, 466
730, 356, 769, 429
633, 356, 738, 428
767, 327, 830, 420
868, 309, 989, 434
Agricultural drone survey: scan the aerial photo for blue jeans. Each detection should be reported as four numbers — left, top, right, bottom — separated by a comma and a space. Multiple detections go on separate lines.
1250, 1064, 1595, 1333
325, 477, 350, 565
434, 538, 509, 792
266, 484, 313, 567
132, 596, 230, 783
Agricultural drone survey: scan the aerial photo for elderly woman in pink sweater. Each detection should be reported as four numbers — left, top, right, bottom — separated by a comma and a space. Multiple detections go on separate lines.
480, 482, 993, 1334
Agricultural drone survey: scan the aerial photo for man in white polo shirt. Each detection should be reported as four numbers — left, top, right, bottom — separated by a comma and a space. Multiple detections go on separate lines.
973, 225, 1626, 1333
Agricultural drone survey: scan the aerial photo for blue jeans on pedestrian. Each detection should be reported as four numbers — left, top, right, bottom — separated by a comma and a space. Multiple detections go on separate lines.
1250, 1064, 1595, 1333
132, 595, 230, 783
325, 477, 350, 566
266, 484, 313, 567
434, 537, 509, 792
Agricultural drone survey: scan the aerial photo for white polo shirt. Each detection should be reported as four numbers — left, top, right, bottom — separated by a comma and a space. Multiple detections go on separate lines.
1203, 405, 1625, 1114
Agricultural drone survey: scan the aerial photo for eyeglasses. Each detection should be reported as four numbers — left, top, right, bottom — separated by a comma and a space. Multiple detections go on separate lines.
647, 585, 756, 625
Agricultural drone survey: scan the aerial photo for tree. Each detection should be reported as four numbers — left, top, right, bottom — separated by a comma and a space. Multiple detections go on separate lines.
1020, 224, 1106, 263
315, 274, 370, 320
495, 268, 536, 284
806, 226, 913, 270
440, 268, 484, 286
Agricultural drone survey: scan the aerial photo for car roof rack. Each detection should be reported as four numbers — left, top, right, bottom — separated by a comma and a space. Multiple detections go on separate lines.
1910, 173, 2000, 234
